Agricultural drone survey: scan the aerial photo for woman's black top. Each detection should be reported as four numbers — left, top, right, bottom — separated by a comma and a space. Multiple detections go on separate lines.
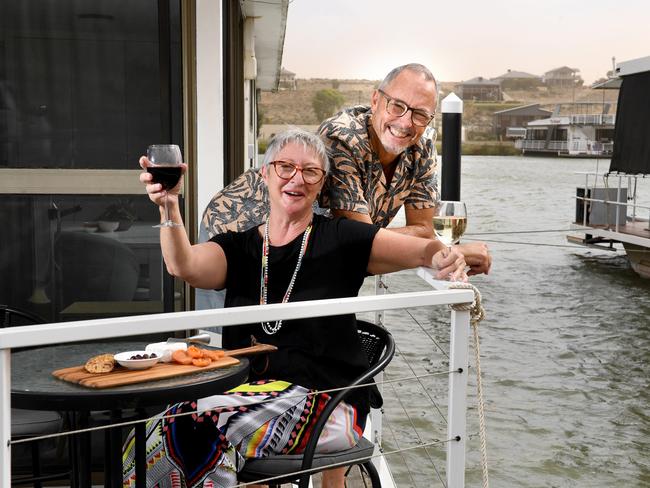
210, 214, 380, 414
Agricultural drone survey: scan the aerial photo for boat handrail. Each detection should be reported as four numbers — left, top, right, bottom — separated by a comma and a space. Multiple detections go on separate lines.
0, 277, 475, 487
574, 196, 650, 212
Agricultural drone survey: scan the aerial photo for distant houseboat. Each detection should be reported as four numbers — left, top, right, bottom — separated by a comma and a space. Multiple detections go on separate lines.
515, 102, 615, 157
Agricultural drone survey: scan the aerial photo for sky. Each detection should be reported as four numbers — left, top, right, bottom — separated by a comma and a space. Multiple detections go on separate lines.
281, 0, 650, 84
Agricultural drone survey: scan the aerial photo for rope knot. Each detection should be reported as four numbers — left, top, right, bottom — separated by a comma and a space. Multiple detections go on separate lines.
449, 282, 485, 326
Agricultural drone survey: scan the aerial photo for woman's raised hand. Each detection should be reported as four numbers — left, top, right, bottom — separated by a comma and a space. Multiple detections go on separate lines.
139, 156, 187, 208
432, 246, 468, 282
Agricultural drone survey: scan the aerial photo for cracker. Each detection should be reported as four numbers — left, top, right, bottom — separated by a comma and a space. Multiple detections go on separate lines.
84, 353, 115, 373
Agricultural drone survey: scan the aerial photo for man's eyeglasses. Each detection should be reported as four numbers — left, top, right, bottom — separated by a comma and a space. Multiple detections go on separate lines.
377, 89, 435, 127
270, 161, 326, 184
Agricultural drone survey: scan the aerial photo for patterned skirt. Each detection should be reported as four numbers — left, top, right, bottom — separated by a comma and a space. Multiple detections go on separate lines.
122, 380, 363, 488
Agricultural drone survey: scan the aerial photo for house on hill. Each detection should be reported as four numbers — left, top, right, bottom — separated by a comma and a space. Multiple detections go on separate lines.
493, 104, 552, 139
457, 76, 502, 101
492, 69, 542, 90
278, 67, 297, 90
543, 66, 583, 89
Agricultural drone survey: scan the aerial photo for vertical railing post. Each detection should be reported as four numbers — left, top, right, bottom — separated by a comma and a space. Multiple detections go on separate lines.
371, 275, 386, 461
0, 348, 11, 487
374, 275, 386, 327
447, 308, 470, 488
615, 175, 622, 231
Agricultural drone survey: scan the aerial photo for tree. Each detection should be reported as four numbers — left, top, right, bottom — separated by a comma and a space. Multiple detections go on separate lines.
311, 89, 346, 122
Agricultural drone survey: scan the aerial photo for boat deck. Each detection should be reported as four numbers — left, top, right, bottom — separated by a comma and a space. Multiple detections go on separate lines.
570, 219, 650, 246
578, 219, 650, 238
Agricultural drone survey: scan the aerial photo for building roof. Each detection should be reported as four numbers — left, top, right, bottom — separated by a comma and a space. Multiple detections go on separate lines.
591, 77, 622, 89
545, 66, 580, 75
460, 76, 501, 86
280, 67, 295, 76
493, 70, 540, 80
493, 103, 553, 116
528, 116, 570, 127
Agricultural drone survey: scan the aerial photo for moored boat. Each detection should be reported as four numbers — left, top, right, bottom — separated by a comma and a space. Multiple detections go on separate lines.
568, 55, 650, 278
515, 102, 615, 157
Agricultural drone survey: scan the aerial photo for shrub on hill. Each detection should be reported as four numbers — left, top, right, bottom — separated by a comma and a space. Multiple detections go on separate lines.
312, 89, 346, 122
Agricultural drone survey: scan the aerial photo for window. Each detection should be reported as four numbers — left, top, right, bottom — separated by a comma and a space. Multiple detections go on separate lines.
0, 0, 184, 322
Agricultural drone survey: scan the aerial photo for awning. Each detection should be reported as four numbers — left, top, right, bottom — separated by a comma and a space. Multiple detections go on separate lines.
243, 0, 289, 91
609, 70, 650, 175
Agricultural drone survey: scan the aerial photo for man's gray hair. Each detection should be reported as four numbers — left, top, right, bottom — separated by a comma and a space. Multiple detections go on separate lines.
378, 63, 439, 111
262, 127, 330, 174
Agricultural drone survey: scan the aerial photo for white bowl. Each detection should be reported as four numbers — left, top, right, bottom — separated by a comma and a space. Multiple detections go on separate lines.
98, 221, 119, 232
114, 351, 160, 370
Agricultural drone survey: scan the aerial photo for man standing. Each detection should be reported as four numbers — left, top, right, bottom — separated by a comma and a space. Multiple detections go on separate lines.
318, 63, 490, 274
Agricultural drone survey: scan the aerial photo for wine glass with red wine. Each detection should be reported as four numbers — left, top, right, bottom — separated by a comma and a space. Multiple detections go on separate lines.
146, 144, 183, 228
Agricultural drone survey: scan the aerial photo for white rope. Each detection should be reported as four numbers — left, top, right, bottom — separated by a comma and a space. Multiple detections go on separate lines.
449, 282, 489, 488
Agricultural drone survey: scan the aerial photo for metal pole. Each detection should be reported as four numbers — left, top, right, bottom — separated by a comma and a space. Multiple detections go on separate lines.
1, 348, 11, 488
447, 309, 470, 488
616, 175, 622, 231
374, 275, 385, 327
371, 275, 387, 459
441, 93, 463, 201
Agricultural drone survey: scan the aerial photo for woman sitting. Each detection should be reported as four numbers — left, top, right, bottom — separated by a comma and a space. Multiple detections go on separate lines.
124, 128, 466, 488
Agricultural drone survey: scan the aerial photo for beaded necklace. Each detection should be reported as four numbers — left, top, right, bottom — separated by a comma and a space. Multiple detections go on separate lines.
259, 217, 313, 335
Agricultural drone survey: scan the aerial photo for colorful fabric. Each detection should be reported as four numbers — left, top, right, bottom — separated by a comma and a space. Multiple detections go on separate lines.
122, 380, 363, 488
318, 105, 439, 228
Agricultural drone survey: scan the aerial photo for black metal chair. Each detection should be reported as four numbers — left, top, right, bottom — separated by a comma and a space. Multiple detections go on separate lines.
1, 305, 70, 488
238, 320, 395, 488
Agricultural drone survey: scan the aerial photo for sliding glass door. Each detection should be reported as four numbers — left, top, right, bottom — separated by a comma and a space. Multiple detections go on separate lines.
0, 0, 184, 322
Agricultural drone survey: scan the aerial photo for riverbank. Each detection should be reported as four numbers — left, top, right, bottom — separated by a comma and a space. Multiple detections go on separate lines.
436, 140, 521, 156
258, 138, 521, 156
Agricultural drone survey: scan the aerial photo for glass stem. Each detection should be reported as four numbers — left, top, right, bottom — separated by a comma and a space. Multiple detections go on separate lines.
164, 194, 170, 223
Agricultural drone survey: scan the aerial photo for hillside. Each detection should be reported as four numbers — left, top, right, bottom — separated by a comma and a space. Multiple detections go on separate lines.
259, 79, 379, 125
259, 79, 619, 141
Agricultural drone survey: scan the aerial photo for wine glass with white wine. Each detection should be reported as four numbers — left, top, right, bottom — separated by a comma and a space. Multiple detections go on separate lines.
433, 201, 467, 246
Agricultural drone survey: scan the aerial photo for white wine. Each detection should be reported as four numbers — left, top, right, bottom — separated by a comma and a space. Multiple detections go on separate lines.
433, 216, 467, 245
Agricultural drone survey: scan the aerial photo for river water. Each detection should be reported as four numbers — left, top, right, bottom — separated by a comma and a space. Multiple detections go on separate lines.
363, 156, 650, 487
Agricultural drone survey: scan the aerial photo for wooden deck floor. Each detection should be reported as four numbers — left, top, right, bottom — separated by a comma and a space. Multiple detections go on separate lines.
572, 219, 650, 239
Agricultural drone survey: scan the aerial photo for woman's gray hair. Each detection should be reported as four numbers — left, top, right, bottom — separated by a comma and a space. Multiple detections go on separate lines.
262, 128, 330, 174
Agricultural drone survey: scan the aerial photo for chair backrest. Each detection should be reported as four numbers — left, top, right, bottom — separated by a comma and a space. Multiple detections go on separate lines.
54, 231, 140, 308
356, 319, 395, 370
238, 319, 396, 488
298, 320, 395, 474
0, 305, 45, 328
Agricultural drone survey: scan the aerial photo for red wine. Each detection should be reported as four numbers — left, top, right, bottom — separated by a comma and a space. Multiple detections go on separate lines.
148, 166, 182, 190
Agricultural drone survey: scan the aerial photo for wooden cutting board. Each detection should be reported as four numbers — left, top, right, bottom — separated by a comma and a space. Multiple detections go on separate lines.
53, 357, 241, 388
52, 343, 276, 389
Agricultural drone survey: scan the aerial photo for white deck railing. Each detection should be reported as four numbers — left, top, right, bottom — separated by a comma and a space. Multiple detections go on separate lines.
569, 114, 615, 125
575, 171, 650, 232
515, 139, 569, 152
0, 273, 475, 488
516, 139, 613, 156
